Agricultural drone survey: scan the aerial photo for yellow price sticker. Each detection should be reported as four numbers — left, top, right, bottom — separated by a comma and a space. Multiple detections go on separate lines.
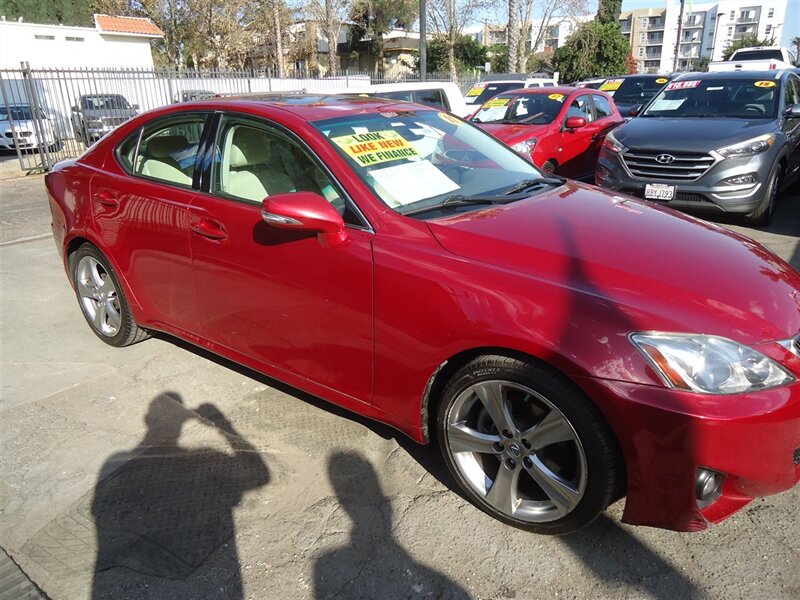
483, 98, 509, 108
331, 130, 419, 167
600, 78, 624, 91
754, 80, 776, 88
437, 112, 462, 126
655, 78, 668, 84
466, 84, 487, 97
548, 93, 565, 102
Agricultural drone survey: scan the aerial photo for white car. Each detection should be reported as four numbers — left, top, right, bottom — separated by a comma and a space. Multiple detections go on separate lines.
0, 104, 57, 151
464, 74, 559, 110
331, 82, 471, 118
708, 46, 797, 72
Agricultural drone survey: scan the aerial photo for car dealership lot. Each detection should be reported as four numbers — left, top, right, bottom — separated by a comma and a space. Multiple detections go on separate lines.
1, 175, 798, 599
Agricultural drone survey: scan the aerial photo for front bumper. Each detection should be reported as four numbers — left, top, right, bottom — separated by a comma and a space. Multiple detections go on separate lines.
596, 145, 780, 215
577, 360, 800, 532
0, 131, 54, 150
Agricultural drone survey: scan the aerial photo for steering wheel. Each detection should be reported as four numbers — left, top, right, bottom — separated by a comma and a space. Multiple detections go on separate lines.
743, 104, 766, 115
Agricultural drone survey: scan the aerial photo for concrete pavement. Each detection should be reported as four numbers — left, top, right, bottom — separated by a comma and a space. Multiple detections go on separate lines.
1, 174, 798, 599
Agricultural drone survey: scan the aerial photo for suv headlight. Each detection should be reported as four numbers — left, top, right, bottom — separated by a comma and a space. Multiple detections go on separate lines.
511, 138, 536, 155
716, 134, 775, 158
630, 332, 794, 394
603, 130, 626, 153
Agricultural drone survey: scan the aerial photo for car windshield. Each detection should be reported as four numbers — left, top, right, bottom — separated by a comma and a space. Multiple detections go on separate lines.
464, 82, 525, 105
471, 93, 565, 125
601, 77, 668, 103
642, 77, 780, 119
313, 110, 547, 217
0, 106, 34, 121
82, 95, 130, 110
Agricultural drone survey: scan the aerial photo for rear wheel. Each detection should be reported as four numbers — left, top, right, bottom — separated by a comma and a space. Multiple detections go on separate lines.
71, 243, 149, 346
743, 165, 782, 227
437, 355, 620, 535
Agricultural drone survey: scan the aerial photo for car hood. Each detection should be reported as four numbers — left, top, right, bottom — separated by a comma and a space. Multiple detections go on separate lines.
614, 117, 777, 152
476, 123, 549, 144
426, 181, 800, 344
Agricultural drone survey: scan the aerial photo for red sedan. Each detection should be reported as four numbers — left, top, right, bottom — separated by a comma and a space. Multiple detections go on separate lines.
46, 96, 800, 535
470, 87, 624, 179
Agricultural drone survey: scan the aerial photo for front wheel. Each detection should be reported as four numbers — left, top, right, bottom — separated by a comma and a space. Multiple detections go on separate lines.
437, 355, 621, 535
71, 243, 150, 346
742, 165, 782, 227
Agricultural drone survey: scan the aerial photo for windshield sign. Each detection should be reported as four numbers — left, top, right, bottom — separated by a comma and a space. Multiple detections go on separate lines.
472, 93, 565, 125
314, 110, 544, 216
464, 82, 525, 105
643, 77, 780, 119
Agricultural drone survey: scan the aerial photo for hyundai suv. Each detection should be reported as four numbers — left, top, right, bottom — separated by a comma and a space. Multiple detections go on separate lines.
596, 71, 800, 225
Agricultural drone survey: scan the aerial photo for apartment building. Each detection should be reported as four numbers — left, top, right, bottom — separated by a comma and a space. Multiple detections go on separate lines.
620, 0, 798, 74
464, 15, 594, 55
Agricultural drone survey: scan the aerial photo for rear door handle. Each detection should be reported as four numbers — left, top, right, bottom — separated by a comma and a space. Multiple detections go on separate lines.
93, 189, 118, 207
190, 218, 227, 240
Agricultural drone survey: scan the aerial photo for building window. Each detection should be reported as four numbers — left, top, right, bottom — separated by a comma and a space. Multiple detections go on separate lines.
729, 10, 735, 19
640, 32, 646, 42
768, 8, 774, 18
638, 47, 645, 56
34, 34, 54, 40
66, 36, 85, 42
641, 17, 648, 27
727, 26, 733, 35
765, 25, 772, 35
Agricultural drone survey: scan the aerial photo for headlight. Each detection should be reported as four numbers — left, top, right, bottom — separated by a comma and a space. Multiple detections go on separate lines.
630, 332, 794, 394
511, 138, 536, 155
716, 134, 775, 158
602, 130, 626, 153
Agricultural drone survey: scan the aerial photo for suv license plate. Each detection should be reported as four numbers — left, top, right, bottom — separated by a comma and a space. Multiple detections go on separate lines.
644, 183, 676, 201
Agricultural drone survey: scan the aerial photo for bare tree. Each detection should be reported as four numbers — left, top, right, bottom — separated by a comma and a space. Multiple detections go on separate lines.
507, 0, 519, 72
515, 0, 587, 72
427, 0, 489, 80
307, 0, 350, 76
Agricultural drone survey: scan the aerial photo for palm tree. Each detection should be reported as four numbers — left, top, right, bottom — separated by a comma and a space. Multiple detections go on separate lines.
792, 36, 800, 65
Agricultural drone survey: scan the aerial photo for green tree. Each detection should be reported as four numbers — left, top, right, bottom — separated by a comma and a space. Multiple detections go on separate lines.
349, 0, 417, 75
793, 36, 800, 65
487, 43, 508, 73
690, 55, 710, 72
426, 34, 486, 73
596, 0, 622, 25
552, 20, 628, 83
0, 0, 94, 26
722, 34, 775, 60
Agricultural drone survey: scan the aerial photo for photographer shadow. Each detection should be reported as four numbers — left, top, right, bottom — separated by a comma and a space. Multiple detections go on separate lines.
90, 393, 269, 600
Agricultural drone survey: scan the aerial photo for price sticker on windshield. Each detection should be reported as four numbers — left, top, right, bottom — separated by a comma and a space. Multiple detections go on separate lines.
437, 113, 462, 126
600, 79, 624, 91
483, 97, 509, 108
466, 83, 487, 97
548, 93, 565, 102
754, 80, 776, 88
655, 78, 669, 84
665, 80, 701, 91
331, 130, 419, 166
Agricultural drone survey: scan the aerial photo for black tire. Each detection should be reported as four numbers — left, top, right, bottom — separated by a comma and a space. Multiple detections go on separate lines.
742, 165, 782, 227
541, 160, 557, 176
436, 355, 620, 535
70, 243, 150, 347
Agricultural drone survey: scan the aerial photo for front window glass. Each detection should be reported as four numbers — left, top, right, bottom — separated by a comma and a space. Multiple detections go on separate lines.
313, 110, 545, 217
464, 82, 525, 105
472, 93, 565, 125
610, 77, 668, 104
567, 96, 594, 121
592, 95, 614, 119
643, 77, 780, 119
82, 95, 130, 110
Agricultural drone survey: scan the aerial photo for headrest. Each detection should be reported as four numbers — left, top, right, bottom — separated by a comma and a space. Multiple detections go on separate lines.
146, 135, 188, 158
229, 127, 270, 168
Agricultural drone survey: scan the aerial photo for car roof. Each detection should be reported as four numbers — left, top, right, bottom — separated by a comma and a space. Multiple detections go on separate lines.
481, 72, 554, 82
203, 93, 437, 120
607, 74, 673, 81
672, 70, 788, 81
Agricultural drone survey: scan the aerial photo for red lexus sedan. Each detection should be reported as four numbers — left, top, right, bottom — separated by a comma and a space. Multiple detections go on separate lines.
470, 87, 624, 180
46, 96, 800, 535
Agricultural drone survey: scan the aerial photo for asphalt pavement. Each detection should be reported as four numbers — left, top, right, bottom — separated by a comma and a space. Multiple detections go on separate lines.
1, 173, 798, 600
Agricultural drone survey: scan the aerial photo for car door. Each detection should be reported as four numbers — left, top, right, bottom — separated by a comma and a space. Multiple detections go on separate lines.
188, 114, 374, 403
90, 113, 209, 331
557, 93, 597, 178
782, 75, 800, 184
585, 94, 622, 172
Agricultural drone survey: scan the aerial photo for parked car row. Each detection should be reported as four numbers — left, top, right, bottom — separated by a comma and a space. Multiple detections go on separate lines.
45, 93, 800, 538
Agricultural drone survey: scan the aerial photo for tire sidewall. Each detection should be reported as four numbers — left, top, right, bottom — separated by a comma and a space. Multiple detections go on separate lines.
437, 358, 617, 535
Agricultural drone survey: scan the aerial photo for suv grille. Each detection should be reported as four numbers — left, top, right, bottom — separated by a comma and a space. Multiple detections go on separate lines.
101, 116, 129, 126
621, 150, 716, 182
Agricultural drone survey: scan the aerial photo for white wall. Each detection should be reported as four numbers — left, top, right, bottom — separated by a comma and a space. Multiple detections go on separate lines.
0, 20, 156, 69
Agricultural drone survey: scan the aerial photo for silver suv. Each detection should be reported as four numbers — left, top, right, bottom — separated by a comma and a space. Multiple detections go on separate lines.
595, 71, 800, 226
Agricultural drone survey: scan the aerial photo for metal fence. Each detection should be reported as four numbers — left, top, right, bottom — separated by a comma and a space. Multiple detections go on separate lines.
0, 63, 471, 173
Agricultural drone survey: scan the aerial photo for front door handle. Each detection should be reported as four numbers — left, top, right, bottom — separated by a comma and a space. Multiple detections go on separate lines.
190, 218, 227, 240
93, 189, 118, 207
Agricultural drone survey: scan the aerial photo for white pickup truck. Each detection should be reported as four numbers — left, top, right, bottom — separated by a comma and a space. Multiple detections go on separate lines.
708, 46, 797, 72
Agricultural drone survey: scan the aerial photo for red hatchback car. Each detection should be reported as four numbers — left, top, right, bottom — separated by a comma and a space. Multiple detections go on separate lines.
470, 87, 624, 179
46, 96, 799, 535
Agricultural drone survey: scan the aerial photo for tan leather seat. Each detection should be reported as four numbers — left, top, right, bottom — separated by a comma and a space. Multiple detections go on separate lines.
222, 127, 295, 202
140, 135, 192, 185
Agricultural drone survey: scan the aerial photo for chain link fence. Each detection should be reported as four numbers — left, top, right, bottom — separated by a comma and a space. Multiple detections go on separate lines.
0, 63, 473, 173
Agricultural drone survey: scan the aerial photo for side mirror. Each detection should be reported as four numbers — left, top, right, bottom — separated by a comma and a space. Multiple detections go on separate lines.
261, 192, 347, 248
628, 104, 643, 116
565, 116, 587, 129
786, 103, 800, 118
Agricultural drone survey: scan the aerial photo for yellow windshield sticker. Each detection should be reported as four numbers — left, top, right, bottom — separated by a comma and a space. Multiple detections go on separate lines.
437, 112, 462, 126
655, 77, 668, 84
483, 97, 509, 108
466, 83, 487, 97
754, 80, 776, 88
548, 93, 565, 102
331, 130, 419, 166
600, 79, 623, 91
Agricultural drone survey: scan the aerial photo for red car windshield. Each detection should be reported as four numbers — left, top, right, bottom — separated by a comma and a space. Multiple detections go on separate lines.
471, 93, 565, 125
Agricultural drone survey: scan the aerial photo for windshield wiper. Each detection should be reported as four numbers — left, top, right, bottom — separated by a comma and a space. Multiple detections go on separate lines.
402, 193, 531, 217
503, 177, 565, 195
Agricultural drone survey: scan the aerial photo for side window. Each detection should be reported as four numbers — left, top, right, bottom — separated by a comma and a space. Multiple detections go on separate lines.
413, 89, 448, 110
133, 116, 206, 187
377, 90, 413, 102
784, 77, 798, 108
117, 128, 141, 171
213, 116, 361, 226
543, 82, 555, 87
567, 95, 594, 122
591, 95, 614, 120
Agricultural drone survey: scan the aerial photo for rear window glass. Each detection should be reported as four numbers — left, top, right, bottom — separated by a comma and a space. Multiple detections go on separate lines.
465, 82, 524, 105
